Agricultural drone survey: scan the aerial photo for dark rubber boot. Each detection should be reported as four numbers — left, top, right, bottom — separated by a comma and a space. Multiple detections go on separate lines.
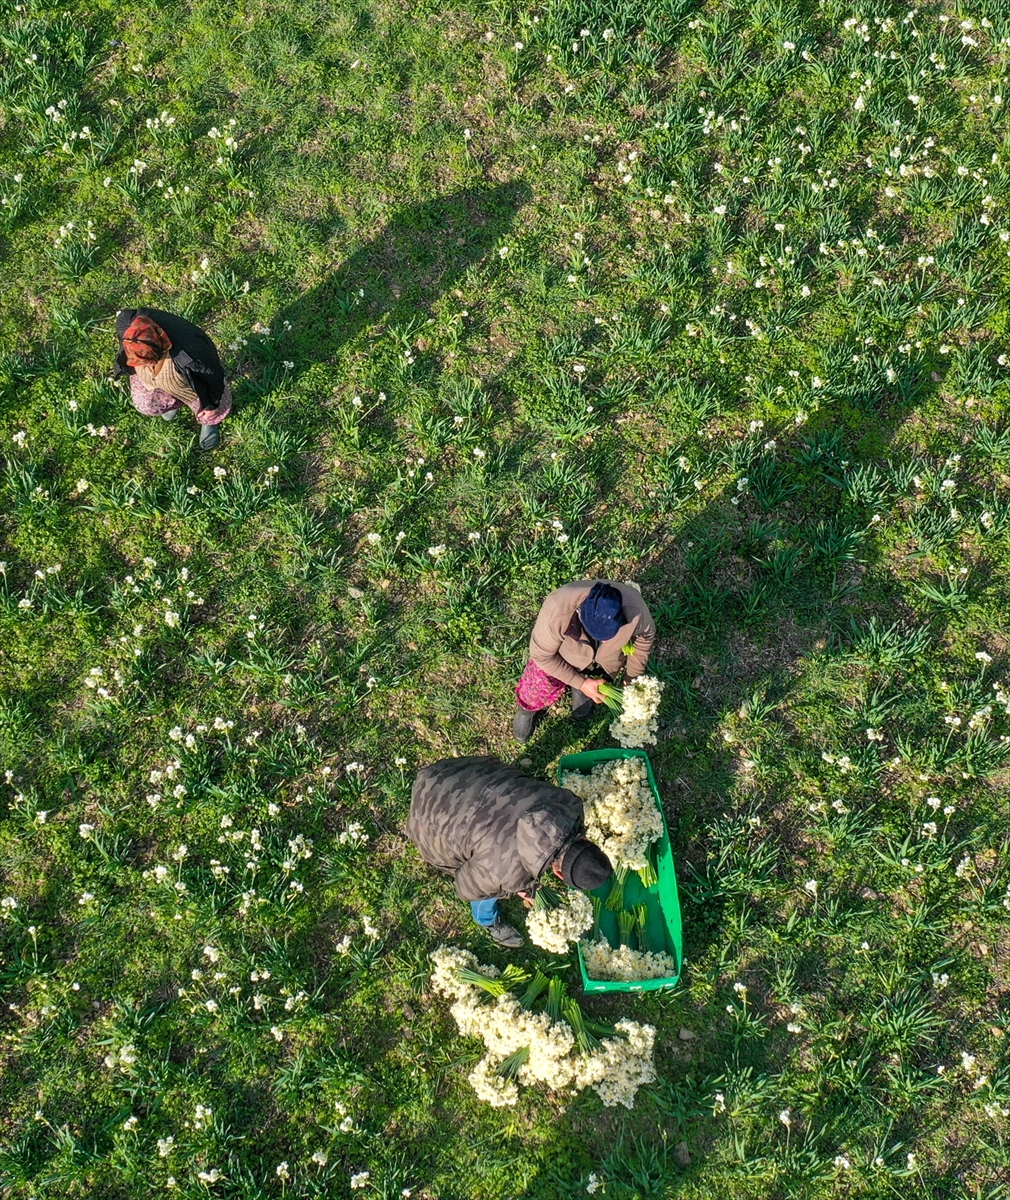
488, 920, 523, 948
571, 685, 594, 721
161, 409, 179, 421
512, 706, 539, 744
199, 423, 220, 451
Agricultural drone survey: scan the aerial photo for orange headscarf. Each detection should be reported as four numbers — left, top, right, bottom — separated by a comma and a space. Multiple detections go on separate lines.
122, 314, 172, 367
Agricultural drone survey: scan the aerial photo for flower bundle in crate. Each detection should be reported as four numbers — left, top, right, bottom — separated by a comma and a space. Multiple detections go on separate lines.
561, 755, 663, 888
430, 946, 656, 1109
580, 901, 677, 982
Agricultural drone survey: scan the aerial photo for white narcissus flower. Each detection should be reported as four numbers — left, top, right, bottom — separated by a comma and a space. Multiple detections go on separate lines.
580, 938, 676, 981
562, 757, 663, 872
526, 890, 593, 953
609, 676, 664, 748
430, 945, 656, 1110
468, 1056, 519, 1107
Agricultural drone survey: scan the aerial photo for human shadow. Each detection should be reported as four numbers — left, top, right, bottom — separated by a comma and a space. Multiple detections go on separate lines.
235, 180, 532, 438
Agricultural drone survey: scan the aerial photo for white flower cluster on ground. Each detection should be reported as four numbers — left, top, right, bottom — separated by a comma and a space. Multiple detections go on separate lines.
430, 946, 656, 1109
610, 676, 664, 748
562, 756, 663, 872
526, 890, 593, 953
580, 938, 677, 982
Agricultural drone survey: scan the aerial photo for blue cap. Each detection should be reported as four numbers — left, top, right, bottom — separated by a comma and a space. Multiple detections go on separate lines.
579, 583, 624, 641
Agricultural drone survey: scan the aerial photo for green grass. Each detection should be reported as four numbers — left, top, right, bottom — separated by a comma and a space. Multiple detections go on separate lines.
3, 0, 1010, 1194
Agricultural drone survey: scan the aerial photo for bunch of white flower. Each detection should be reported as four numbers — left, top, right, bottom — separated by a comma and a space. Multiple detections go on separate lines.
103, 1043, 138, 1071
580, 937, 677, 982
571, 1019, 658, 1108
609, 677, 664, 748
430, 946, 656, 1109
429, 944, 497, 998
562, 757, 663, 871
468, 1056, 519, 1107
526, 890, 594, 953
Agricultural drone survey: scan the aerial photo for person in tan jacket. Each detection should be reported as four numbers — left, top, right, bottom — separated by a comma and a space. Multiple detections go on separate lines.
512, 580, 656, 743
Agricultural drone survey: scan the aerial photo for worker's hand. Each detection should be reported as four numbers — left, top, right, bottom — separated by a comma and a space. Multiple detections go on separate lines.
196, 409, 217, 423
579, 678, 604, 704
517, 890, 534, 908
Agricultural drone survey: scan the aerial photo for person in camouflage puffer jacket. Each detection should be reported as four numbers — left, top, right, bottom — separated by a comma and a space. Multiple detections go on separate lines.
406, 756, 612, 947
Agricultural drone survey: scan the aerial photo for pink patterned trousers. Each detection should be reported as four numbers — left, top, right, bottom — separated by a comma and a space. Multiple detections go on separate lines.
515, 660, 568, 712
130, 376, 232, 425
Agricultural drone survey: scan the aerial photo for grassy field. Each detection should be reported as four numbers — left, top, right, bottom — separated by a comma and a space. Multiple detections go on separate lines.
3, 0, 1010, 1194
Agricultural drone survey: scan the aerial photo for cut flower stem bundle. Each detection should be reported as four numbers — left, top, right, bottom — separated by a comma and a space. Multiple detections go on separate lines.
634, 904, 652, 953
637, 846, 658, 889
605, 863, 630, 911
533, 881, 562, 912
616, 908, 637, 947
596, 682, 625, 713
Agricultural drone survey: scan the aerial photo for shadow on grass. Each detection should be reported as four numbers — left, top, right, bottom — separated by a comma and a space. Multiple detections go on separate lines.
239, 180, 532, 429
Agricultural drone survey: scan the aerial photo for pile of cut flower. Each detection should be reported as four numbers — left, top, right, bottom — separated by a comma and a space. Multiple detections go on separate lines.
562, 755, 663, 888
430, 945, 656, 1109
596, 675, 664, 748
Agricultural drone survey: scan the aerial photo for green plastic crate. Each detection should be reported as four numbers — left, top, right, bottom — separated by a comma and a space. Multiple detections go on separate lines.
558, 748, 683, 993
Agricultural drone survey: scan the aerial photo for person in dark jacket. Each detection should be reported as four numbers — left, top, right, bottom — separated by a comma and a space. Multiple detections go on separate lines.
513, 579, 656, 743
114, 307, 231, 451
406, 756, 612, 947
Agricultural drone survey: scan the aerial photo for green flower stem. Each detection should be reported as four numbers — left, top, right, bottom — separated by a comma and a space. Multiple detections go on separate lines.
617, 908, 637, 947
605, 863, 630, 911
